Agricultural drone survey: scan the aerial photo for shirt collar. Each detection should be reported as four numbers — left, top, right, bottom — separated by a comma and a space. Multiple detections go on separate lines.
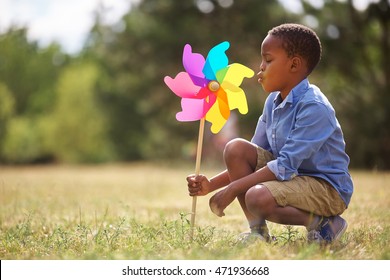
273, 78, 310, 107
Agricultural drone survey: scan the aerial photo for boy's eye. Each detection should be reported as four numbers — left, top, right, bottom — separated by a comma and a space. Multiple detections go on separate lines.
263, 55, 272, 63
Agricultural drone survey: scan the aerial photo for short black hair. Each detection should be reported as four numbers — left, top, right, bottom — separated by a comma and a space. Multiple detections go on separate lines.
269, 23, 322, 74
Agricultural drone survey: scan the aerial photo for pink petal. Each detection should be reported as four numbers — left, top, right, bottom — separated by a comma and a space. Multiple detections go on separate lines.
176, 94, 217, 122
176, 98, 207, 121
164, 72, 201, 98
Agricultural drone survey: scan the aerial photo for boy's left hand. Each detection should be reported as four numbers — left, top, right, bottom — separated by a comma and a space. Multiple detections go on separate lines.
209, 186, 236, 217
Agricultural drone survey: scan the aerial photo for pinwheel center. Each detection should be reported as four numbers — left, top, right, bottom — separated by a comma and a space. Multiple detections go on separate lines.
207, 80, 220, 92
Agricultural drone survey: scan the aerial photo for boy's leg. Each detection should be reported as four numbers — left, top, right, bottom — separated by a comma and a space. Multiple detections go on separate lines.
223, 139, 269, 236
245, 185, 312, 226
245, 177, 347, 243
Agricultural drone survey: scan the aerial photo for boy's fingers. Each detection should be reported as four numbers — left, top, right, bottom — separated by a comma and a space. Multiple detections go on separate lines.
189, 191, 197, 196
188, 183, 200, 194
186, 175, 195, 183
187, 175, 200, 182
189, 189, 201, 196
187, 181, 199, 188
193, 175, 205, 182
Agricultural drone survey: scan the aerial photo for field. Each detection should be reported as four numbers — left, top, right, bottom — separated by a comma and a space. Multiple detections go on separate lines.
0, 163, 389, 260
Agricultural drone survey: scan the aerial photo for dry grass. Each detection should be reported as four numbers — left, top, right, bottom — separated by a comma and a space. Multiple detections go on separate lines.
0, 163, 389, 259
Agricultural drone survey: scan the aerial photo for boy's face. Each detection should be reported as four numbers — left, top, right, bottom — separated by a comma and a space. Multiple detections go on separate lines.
257, 35, 296, 97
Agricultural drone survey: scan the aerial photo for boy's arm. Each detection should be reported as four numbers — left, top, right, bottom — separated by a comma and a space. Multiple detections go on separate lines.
209, 170, 231, 191
230, 165, 276, 196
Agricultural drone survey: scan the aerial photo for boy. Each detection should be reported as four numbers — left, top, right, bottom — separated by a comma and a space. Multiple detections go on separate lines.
186, 23, 353, 243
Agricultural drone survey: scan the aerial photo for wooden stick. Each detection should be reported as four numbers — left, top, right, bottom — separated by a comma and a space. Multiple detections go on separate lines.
190, 117, 205, 240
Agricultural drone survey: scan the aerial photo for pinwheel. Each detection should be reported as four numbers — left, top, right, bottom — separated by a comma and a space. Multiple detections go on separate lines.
164, 41, 254, 238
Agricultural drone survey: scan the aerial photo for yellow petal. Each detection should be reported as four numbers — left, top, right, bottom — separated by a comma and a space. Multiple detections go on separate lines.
223, 85, 248, 114
206, 99, 229, 134
219, 63, 254, 86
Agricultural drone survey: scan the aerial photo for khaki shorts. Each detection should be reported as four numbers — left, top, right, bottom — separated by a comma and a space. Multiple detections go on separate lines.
255, 146, 346, 217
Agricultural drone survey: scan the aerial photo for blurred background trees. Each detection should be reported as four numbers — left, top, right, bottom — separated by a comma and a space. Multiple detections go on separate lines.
0, 0, 389, 168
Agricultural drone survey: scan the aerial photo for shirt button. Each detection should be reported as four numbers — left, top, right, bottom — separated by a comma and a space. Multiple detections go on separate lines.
272, 134, 275, 139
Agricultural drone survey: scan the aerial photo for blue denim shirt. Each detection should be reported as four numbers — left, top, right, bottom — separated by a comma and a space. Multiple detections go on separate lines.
251, 78, 353, 206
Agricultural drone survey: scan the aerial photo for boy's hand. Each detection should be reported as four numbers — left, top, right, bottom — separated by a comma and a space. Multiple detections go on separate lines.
186, 174, 211, 196
209, 186, 236, 217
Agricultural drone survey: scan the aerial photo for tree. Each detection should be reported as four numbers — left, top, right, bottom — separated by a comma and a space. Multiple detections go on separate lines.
0, 27, 67, 163
43, 62, 115, 163
0, 83, 15, 162
0, 27, 66, 115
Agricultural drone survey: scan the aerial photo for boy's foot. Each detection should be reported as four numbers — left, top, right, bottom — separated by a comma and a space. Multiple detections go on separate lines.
236, 224, 272, 244
307, 215, 348, 243
237, 232, 267, 244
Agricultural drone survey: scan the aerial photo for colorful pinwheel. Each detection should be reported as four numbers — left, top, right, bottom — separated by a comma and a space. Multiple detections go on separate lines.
164, 41, 254, 133
163, 42, 253, 239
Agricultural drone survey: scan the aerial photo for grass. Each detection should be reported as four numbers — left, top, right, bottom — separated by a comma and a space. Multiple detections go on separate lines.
0, 163, 389, 260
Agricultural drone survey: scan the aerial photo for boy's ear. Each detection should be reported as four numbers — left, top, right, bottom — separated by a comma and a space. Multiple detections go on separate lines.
290, 56, 302, 72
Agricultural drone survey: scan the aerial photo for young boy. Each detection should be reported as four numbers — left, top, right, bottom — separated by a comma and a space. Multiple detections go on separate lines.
186, 23, 353, 243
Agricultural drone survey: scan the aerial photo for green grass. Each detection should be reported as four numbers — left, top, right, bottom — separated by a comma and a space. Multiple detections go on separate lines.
0, 163, 389, 259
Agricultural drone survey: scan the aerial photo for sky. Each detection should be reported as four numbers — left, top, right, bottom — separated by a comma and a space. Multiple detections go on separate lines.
0, 0, 133, 54
0, 0, 381, 54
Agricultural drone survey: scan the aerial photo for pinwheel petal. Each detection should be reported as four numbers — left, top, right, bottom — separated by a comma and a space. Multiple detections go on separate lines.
164, 72, 201, 98
215, 88, 230, 120
219, 63, 254, 86
176, 95, 216, 122
206, 99, 230, 134
223, 87, 248, 114
183, 44, 207, 87
203, 41, 230, 81
176, 98, 205, 121
196, 86, 213, 99
218, 63, 254, 114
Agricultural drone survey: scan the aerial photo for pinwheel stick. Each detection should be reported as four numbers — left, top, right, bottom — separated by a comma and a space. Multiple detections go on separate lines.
190, 117, 205, 240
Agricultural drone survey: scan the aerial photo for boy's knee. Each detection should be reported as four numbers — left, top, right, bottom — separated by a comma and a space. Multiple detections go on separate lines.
245, 185, 262, 210
223, 138, 251, 161
245, 185, 274, 217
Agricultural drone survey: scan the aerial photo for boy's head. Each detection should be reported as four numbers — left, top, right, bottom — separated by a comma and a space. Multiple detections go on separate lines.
268, 23, 322, 75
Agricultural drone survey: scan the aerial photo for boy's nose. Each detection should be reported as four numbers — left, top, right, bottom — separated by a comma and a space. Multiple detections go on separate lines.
259, 63, 265, 72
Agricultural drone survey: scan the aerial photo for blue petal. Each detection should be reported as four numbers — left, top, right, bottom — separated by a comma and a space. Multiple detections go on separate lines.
203, 41, 230, 80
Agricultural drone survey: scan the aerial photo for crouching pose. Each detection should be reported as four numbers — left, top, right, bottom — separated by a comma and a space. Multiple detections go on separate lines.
187, 23, 353, 243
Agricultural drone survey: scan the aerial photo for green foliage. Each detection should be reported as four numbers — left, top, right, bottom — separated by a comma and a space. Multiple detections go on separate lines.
0, 0, 389, 167
0, 83, 14, 120
0, 28, 65, 115
1, 117, 46, 163
3, 210, 386, 260
44, 62, 115, 163
0, 27, 67, 163
0, 83, 15, 160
